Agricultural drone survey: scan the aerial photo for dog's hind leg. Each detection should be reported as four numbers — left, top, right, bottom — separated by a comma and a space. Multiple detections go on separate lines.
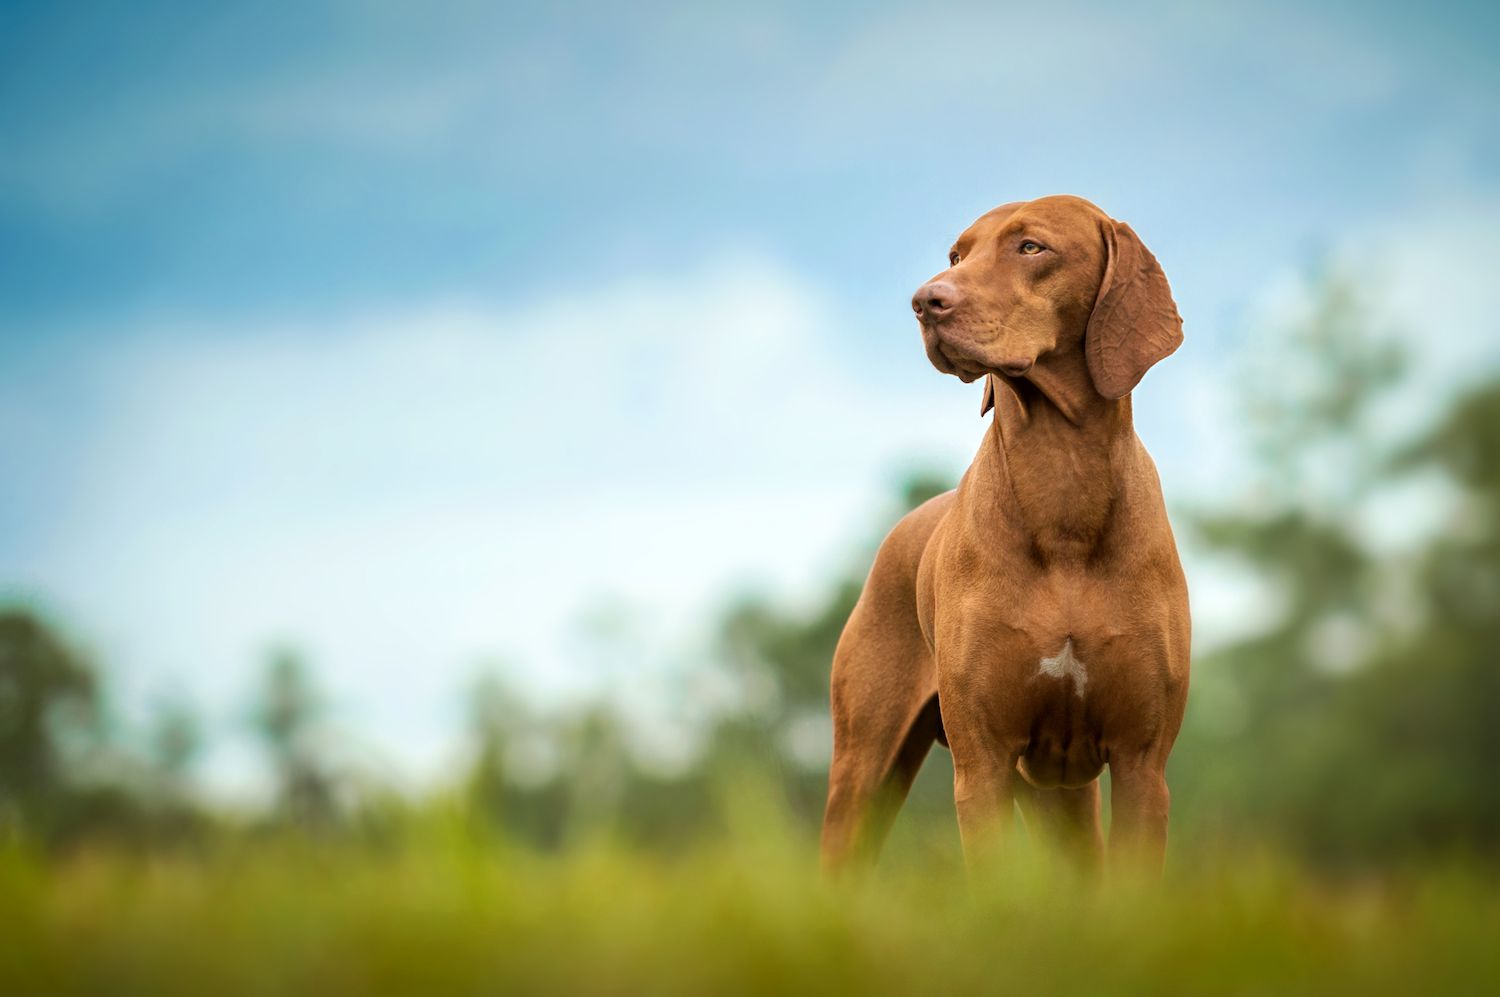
821, 492, 951, 879
821, 606, 939, 877
821, 687, 938, 878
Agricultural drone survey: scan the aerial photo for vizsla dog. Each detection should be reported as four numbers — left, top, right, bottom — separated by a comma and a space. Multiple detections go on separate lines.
821, 195, 1189, 877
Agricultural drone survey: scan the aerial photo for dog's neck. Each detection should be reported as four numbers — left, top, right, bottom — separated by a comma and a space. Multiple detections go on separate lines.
974, 350, 1138, 565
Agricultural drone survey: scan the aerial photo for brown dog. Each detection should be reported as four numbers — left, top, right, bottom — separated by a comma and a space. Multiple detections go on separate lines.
821, 195, 1189, 877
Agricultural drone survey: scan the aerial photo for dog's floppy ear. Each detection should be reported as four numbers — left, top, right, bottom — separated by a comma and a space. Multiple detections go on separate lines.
1085, 219, 1183, 399
980, 374, 996, 416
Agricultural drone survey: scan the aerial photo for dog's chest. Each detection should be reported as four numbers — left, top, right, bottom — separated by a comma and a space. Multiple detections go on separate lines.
1037, 637, 1089, 697
933, 556, 1178, 698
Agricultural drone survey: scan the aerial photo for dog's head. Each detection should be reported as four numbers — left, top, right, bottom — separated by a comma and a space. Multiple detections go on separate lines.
912, 195, 1182, 407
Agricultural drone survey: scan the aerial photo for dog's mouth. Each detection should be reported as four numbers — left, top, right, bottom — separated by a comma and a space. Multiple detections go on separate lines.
942, 347, 990, 381
930, 335, 1030, 385
924, 325, 1087, 426
925, 331, 1050, 421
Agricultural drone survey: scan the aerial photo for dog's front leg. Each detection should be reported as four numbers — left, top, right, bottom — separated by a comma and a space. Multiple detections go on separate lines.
938, 652, 1026, 872
1106, 748, 1171, 877
951, 743, 1023, 871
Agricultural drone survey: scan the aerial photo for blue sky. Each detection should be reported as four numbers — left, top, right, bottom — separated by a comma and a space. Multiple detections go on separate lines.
2, 0, 1497, 792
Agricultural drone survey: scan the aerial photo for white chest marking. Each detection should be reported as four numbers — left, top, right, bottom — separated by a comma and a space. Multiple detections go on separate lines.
1038, 639, 1088, 698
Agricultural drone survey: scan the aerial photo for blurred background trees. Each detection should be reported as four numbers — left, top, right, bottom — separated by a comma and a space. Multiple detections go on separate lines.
1, 273, 1495, 866
250, 648, 341, 829
0, 610, 99, 837
1171, 274, 1500, 863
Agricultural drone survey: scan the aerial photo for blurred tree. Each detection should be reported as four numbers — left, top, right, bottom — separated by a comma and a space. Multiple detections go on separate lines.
250, 647, 338, 828
466, 668, 519, 825
147, 696, 202, 789
1303, 379, 1500, 858
561, 706, 630, 841
0, 609, 99, 833
1176, 271, 1500, 863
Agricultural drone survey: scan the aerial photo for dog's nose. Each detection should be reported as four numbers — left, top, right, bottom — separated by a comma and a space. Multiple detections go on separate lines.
997, 358, 1034, 377
912, 281, 960, 321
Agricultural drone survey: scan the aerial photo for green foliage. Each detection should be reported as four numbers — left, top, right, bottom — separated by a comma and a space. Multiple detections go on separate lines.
0, 610, 100, 837
1175, 277, 1500, 863
0, 823, 1497, 995
251, 648, 340, 829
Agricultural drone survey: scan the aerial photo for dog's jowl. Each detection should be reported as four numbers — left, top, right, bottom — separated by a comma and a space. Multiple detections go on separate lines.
821, 195, 1189, 878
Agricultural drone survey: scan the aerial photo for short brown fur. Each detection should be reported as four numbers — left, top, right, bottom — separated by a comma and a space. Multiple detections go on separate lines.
821, 195, 1189, 877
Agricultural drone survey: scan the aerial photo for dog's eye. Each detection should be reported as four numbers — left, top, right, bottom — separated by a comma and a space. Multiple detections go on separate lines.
948, 251, 961, 266
1020, 241, 1043, 255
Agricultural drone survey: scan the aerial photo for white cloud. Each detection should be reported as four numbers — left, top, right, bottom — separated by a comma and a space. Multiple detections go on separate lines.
26, 254, 978, 792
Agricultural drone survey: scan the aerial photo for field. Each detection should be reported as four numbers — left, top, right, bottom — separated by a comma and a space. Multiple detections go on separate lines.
4, 806, 1498, 996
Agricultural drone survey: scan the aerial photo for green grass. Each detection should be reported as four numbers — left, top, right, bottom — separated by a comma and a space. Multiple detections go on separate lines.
2, 808, 1497, 996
